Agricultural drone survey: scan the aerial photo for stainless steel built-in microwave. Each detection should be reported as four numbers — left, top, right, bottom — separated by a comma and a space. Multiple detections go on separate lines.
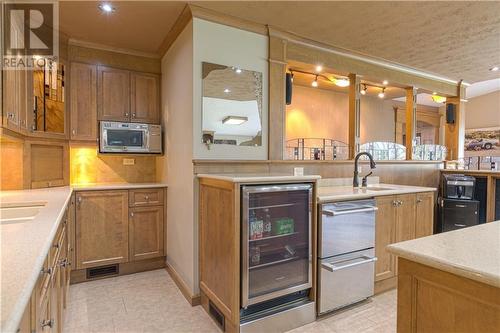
99, 121, 162, 154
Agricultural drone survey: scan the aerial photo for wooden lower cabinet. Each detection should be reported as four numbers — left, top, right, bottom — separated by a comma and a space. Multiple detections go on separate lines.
75, 190, 129, 269
129, 206, 164, 261
375, 192, 435, 291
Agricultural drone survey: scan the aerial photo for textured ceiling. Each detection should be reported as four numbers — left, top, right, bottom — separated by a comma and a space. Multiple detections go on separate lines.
59, 1, 186, 55
193, 1, 500, 83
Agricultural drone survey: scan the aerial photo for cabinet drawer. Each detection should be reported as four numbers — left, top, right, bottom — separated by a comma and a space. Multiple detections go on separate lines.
50, 224, 65, 268
129, 189, 164, 207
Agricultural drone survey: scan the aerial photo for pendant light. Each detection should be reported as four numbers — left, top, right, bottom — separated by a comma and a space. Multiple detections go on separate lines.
360, 84, 367, 95
312, 75, 318, 87
378, 87, 385, 99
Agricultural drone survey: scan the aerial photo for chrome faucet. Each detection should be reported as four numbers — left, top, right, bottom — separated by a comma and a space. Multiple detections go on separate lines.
353, 152, 376, 188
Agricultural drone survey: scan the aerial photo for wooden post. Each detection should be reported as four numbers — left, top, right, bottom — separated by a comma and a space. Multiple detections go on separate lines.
348, 73, 360, 159
445, 82, 465, 160
405, 87, 417, 160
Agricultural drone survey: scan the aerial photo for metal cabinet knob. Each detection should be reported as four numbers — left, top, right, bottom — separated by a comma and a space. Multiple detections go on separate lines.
145, 195, 149, 201
72, 129, 76, 135
130, 212, 134, 217
132, 113, 136, 118
125, 112, 129, 117
417, 199, 423, 203
41, 267, 53, 275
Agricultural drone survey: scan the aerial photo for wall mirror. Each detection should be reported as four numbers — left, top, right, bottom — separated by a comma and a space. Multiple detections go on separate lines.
31, 58, 66, 134
202, 62, 263, 147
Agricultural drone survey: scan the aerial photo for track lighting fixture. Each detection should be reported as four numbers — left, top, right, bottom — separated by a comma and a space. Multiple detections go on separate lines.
312, 75, 318, 87
290, 71, 294, 82
360, 84, 367, 95
316, 65, 323, 72
378, 88, 385, 99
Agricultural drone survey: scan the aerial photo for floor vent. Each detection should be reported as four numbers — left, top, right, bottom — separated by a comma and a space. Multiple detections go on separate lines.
209, 300, 225, 331
86, 264, 119, 279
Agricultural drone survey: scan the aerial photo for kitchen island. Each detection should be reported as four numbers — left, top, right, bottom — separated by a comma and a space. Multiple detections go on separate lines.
387, 222, 500, 333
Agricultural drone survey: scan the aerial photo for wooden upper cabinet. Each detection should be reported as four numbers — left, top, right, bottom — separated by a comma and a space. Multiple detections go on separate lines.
70, 62, 97, 141
75, 190, 129, 269
130, 72, 159, 124
415, 192, 435, 238
97, 66, 130, 122
375, 196, 397, 281
396, 193, 417, 242
129, 206, 164, 261
2, 68, 27, 132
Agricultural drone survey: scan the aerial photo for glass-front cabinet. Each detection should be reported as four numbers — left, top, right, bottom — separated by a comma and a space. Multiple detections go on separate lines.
241, 184, 313, 307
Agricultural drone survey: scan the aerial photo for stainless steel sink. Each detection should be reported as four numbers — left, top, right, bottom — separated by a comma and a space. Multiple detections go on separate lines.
0, 202, 47, 225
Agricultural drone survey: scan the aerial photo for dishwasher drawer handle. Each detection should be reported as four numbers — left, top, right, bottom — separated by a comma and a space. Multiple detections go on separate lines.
322, 207, 378, 216
322, 256, 378, 272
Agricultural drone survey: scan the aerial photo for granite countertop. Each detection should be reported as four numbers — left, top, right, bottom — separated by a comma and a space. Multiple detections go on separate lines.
0, 182, 167, 333
197, 173, 321, 183
317, 183, 437, 203
387, 222, 500, 288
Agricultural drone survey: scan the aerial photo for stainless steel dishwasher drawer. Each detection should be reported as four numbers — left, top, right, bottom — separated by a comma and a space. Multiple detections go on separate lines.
318, 249, 376, 314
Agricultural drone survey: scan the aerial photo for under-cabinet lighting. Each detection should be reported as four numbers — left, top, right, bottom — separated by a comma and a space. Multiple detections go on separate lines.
223, 88, 231, 93
490, 66, 499, 72
222, 116, 248, 125
99, 3, 115, 13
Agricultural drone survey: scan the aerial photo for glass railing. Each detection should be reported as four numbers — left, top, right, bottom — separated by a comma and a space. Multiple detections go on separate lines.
285, 138, 349, 160
412, 144, 447, 161
359, 142, 406, 160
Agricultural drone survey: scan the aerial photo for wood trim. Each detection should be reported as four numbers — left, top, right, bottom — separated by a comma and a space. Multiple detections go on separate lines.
189, 4, 267, 36
405, 87, 417, 160
165, 263, 201, 306
70, 257, 166, 284
375, 276, 398, 295
158, 5, 192, 56
348, 73, 360, 159
198, 177, 234, 190
68, 38, 160, 59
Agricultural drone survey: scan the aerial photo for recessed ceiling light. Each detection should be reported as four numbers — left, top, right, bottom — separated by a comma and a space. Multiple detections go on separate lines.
223, 88, 231, 93
222, 116, 248, 125
315, 65, 323, 72
99, 3, 115, 13
382, 80, 388, 85
432, 92, 437, 95
490, 66, 499, 72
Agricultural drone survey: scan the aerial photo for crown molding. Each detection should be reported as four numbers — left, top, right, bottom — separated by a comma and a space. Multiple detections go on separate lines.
68, 38, 160, 59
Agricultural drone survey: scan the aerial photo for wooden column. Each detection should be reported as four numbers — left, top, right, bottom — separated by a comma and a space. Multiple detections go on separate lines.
348, 73, 360, 159
405, 87, 417, 160
268, 35, 287, 160
445, 83, 465, 160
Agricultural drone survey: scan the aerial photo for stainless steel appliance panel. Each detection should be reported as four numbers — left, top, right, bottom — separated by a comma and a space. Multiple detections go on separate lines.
100, 121, 162, 153
318, 249, 376, 314
319, 199, 377, 258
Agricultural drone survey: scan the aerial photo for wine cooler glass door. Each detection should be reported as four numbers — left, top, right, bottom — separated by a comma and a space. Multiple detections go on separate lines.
241, 184, 313, 307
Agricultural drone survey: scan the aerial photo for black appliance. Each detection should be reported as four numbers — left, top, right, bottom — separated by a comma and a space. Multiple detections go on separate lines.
439, 174, 480, 232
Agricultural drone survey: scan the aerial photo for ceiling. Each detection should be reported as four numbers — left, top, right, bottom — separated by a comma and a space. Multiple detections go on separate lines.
193, 1, 500, 83
59, 1, 500, 83
466, 78, 500, 99
59, 1, 186, 55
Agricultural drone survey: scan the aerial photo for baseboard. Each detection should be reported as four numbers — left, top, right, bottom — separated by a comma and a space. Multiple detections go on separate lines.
375, 276, 397, 294
70, 256, 166, 284
165, 262, 201, 306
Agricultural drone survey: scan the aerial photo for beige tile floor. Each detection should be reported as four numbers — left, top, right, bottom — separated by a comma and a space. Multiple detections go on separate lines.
63, 269, 396, 333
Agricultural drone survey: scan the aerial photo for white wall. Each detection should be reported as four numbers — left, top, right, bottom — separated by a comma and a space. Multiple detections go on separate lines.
192, 18, 269, 160
158, 21, 197, 294
465, 90, 500, 129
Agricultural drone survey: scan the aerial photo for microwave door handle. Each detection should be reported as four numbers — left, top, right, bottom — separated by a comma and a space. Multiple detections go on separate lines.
322, 256, 378, 272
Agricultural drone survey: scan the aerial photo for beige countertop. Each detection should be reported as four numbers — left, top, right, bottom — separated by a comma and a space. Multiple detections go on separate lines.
0, 182, 167, 333
387, 221, 500, 288
197, 173, 321, 183
317, 183, 437, 203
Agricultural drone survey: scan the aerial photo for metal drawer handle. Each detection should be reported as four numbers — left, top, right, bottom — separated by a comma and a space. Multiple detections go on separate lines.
454, 223, 467, 227
323, 207, 378, 217
455, 204, 466, 208
322, 256, 378, 272
41, 319, 53, 329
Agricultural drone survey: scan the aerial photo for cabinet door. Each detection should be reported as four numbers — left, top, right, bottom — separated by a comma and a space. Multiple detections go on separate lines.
2, 69, 27, 132
375, 196, 397, 281
17, 299, 31, 333
130, 72, 159, 124
97, 66, 130, 122
75, 190, 129, 269
129, 206, 164, 261
50, 264, 61, 333
415, 192, 435, 238
70, 62, 97, 140
396, 193, 417, 242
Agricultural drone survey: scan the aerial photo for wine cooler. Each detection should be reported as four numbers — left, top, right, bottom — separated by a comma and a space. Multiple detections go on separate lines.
241, 184, 313, 308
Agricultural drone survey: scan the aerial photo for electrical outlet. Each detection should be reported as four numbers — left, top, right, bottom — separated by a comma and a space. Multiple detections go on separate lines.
123, 158, 135, 166
294, 167, 304, 176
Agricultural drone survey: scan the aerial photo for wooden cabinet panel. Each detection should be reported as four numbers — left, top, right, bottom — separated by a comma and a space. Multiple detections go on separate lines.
25, 141, 69, 189
97, 66, 130, 122
375, 196, 397, 281
70, 62, 97, 140
130, 72, 159, 124
416, 192, 435, 238
396, 193, 417, 242
2, 69, 27, 132
17, 299, 31, 333
129, 188, 164, 207
129, 206, 164, 261
75, 190, 129, 269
